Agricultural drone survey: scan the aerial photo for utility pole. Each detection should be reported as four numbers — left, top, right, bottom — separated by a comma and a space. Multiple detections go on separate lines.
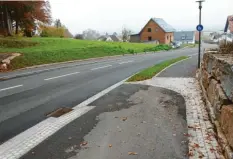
196, 0, 205, 68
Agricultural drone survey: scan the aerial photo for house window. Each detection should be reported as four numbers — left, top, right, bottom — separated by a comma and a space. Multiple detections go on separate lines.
148, 36, 152, 41
148, 28, 151, 32
155, 28, 158, 32
167, 36, 169, 40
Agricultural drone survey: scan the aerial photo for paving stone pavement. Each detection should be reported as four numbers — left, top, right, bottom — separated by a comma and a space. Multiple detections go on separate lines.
133, 77, 225, 159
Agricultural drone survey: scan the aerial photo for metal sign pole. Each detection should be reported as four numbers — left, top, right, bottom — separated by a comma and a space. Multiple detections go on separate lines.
196, 0, 204, 69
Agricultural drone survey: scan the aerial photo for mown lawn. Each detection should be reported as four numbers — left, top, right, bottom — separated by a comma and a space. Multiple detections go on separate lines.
0, 37, 172, 69
181, 43, 197, 48
127, 56, 189, 82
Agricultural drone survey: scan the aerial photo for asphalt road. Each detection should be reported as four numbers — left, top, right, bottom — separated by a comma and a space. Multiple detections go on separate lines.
21, 84, 188, 159
0, 48, 198, 143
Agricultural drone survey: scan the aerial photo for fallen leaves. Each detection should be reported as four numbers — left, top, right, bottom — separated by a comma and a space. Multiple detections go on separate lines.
188, 125, 201, 130
80, 141, 88, 147
128, 152, 138, 155
184, 133, 193, 137
190, 143, 200, 150
121, 117, 127, 121
210, 148, 215, 153
188, 151, 194, 157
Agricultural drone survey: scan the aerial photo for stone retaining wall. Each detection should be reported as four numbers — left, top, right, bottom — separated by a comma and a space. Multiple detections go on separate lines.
198, 49, 233, 159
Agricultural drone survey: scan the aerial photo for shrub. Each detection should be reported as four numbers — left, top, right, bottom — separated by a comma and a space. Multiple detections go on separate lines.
0, 38, 38, 48
127, 49, 135, 54
143, 44, 171, 52
40, 25, 65, 38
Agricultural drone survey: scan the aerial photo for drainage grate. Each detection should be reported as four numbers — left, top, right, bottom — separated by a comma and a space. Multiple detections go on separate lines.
46, 107, 73, 118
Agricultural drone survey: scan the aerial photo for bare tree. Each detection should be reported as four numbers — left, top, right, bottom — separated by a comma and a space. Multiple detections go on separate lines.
82, 29, 100, 40
122, 27, 131, 42
54, 19, 62, 28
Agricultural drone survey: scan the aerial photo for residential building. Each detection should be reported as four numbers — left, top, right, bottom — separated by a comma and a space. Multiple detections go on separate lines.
174, 31, 195, 44
223, 15, 233, 42
130, 18, 175, 44
224, 15, 233, 34
97, 34, 121, 42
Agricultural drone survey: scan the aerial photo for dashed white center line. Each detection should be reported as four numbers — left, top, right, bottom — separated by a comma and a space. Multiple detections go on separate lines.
91, 65, 112, 71
119, 60, 134, 65
44, 72, 80, 81
0, 85, 23, 92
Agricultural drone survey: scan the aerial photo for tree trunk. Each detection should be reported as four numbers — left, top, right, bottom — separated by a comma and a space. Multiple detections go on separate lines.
2, 4, 12, 36
15, 19, 19, 34
15, 8, 19, 35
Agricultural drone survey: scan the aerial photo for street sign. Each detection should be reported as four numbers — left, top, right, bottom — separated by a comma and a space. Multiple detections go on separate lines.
196, 24, 203, 31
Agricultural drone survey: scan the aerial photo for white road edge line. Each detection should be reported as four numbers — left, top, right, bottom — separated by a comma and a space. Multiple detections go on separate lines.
0, 74, 133, 159
0, 85, 23, 92
91, 65, 112, 71
44, 72, 80, 81
119, 60, 134, 65
154, 56, 191, 77
189, 53, 198, 57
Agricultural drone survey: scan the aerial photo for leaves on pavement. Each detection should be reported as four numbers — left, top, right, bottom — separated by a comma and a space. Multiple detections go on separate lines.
80, 141, 88, 146
121, 117, 127, 121
128, 152, 138, 155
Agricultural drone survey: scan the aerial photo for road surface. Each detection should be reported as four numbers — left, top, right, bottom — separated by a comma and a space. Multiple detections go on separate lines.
0, 48, 198, 144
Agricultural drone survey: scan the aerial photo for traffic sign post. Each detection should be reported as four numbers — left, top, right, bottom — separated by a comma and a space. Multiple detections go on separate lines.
196, 24, 203, 32
196, 0, 205, 69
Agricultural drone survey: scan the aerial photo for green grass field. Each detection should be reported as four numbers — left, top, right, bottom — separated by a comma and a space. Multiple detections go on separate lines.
0, 37, 172, 70
127, 56, 189, 82
181, 43, 197, 48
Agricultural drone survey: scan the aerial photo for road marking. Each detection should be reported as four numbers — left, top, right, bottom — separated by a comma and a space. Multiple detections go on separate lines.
155, 57, 191, 77
189, 53, 198, 57
91, 65, 112, 71
0, 106, 95, 159
119, 60, 134, 65
0, 85, 23, 92
0, 73, 137, 159
73, 76, 130, 109
44, 72, 80, 81
0, 69, 138, 159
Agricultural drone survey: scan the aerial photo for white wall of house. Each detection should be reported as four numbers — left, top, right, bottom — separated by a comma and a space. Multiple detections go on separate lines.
106, 37, 113, 42
176, 40, 195, 44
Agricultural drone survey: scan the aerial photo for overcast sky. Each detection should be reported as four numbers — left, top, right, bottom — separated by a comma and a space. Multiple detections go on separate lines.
49, 0, 232, 35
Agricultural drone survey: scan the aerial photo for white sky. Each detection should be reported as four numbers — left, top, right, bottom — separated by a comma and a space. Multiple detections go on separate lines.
49, 0, 233, 35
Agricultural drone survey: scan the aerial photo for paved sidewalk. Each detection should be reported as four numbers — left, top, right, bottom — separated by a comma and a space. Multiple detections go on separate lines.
157, 56, 198, 78
20, 84, 188, 159
138, 77, 224, 159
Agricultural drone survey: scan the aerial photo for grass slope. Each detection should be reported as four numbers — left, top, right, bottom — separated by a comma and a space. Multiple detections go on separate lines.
0, 37, 171, 70
127, 56, 189, 82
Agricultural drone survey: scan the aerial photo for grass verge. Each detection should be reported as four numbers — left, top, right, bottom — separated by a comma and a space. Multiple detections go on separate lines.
127, 56, 189, 82
0, 37, 172, 70
181, 43, 197, 48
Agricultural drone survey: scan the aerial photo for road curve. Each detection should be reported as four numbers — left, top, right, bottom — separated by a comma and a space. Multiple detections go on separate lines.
0, 48, 198, 143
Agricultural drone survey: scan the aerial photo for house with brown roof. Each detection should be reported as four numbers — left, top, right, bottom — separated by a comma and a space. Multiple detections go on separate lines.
130, 18, 175, 44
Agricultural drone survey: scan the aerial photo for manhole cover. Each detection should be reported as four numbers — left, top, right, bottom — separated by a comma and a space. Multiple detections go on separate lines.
46, 107, 73, 118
